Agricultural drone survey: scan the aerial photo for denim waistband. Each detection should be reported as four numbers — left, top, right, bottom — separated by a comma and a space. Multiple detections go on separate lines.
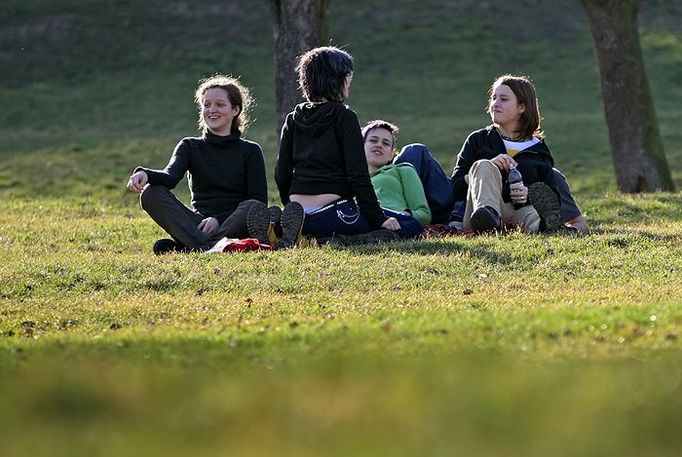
306, 198, 350, 215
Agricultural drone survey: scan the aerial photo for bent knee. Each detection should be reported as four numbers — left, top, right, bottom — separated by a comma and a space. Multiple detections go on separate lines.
139, 184, 167, 209
236, 199, 263, 209
469, 159, 501, 179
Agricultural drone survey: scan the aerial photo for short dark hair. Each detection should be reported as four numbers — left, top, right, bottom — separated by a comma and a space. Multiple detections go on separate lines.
489, 74, 543, 140
361, 119, 400, 146
297, 46, 354, 102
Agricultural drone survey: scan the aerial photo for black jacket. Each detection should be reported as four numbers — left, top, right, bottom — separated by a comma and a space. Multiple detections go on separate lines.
451, 125, 557, 205
135, 128, 267, 224
275, 101, 387, 228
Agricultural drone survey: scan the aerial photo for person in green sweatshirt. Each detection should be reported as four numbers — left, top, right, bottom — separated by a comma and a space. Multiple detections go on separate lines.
126, 75, 268, 254
362, 120, 428, 238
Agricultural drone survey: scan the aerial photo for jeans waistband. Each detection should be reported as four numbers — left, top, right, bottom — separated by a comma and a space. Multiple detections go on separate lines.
307, 198, 350, 215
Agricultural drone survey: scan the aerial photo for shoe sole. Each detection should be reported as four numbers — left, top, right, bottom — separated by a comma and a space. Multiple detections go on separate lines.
279, 202, 305, 248
529, 182, 563, 232
246, 201, 272, 245
470, 208, 500, 234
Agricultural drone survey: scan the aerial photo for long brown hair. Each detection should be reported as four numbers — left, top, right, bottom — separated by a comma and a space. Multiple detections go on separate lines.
194, 75, 253, 133
489, 74, 543, 140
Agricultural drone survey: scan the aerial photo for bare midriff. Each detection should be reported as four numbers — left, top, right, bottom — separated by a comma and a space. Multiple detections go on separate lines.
289, 193, 342, 210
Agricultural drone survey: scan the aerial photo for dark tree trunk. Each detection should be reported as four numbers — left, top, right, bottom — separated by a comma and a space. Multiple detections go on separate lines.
580, 0, 674, 192
269, 0, 330, 133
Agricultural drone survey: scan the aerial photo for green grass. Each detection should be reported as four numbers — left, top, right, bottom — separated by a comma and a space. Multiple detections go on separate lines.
1, 0, 682, 455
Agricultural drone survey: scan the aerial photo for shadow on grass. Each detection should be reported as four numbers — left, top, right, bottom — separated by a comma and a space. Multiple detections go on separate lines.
332, 237, 516, 265
587, 226, 682, 244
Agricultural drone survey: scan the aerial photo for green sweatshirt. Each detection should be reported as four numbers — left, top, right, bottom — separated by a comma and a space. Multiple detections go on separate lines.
370, 163, 432, 225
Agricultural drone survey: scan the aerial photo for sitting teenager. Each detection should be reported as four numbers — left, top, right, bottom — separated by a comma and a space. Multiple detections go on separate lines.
275, 46, 400, 245
451, 74, 568, 234
362, 120, 428, 239
387, 134, 587, 230
126, 75, 267, 254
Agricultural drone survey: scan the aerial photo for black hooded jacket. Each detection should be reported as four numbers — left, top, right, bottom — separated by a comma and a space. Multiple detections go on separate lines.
451, 125, 557, 205
275, 101, 387, 228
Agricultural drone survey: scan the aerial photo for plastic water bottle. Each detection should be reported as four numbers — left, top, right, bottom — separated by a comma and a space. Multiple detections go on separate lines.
508, 166, 524, 208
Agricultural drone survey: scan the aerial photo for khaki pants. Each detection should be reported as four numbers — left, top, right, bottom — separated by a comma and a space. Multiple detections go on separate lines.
463, 160, 540, 233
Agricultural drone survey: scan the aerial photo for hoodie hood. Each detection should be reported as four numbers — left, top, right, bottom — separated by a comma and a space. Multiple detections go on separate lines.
292, 101, 344, 138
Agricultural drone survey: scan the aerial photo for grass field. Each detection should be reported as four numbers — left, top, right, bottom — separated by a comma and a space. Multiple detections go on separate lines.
1, 1, 681, 455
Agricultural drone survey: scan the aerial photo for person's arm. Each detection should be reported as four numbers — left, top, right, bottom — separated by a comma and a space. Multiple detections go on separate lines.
398, 165, 431, 225
340, 110, 388, 228
245, 143, 268, 203
450, 131, 483, 201
274, 115, 294, 205
134, 139, 191, 189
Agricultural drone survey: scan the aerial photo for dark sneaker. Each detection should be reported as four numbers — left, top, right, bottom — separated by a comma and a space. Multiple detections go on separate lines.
529, 182, 563, 233
153, 238, 185, 255
247, 201, 272, 245
470, 206, 502, 234
279, 202, 305, 248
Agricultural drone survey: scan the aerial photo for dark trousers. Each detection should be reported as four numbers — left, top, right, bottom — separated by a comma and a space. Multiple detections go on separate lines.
302, 199, 422, 239
384, 209, 424, 239
394, 143, 455, 224
302, 199, 375, 237
140, 185, 258, 251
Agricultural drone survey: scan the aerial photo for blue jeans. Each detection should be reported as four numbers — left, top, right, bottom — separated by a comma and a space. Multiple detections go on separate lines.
302, 199, 423, 239
394, 143, 455, 224
303, 199, 375, 237
553, 168, 582, 221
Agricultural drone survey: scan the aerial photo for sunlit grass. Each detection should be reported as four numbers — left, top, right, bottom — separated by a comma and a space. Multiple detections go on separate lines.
1, 0, 681, 455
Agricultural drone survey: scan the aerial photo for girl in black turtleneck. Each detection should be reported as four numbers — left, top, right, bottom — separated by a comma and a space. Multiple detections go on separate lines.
126, 75, 267, 254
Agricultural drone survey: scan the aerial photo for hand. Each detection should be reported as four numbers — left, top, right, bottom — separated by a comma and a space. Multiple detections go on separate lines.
381, 217, 401, 231
510, 183, 528, 205
127, 171, 148, 193
198, 217, 219, 236
490, 154, 517, 171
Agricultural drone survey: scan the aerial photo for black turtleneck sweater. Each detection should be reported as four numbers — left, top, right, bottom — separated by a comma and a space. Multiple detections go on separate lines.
135, 128, 267, 224
275, 101, 387, 228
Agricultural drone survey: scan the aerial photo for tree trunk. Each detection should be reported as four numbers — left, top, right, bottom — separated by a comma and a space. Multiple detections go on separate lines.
269, 0, 330, 133
580, 0, 674, 192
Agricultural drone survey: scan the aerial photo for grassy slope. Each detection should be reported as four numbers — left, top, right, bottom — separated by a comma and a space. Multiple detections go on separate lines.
1, 1, 682, 455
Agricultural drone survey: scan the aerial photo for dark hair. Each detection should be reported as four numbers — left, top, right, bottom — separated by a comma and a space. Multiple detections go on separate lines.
194, 75, 253, 132
297, 46, 354, 102
488, 74, 543, 140
361, 119, 400, 146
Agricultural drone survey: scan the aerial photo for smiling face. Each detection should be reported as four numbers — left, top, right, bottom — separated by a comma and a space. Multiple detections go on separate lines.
489, 83, 526, 133
364, 127, 394, 171
202, 87, 240, 136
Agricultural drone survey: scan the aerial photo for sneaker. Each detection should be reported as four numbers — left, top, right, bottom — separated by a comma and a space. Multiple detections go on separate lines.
470, 206, 502, 234
528, 182, 563, 233
279, 202, 305, 248
153, 238, 186, 255
247, 201, 272, 245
